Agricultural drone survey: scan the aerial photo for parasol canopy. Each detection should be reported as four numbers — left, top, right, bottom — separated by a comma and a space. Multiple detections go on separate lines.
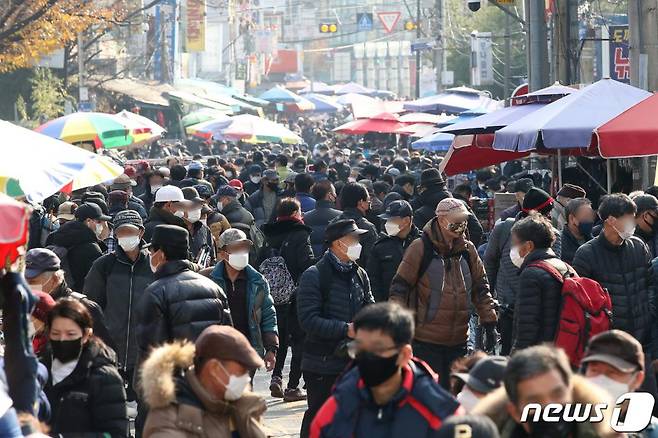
222, 114, 302, 144
304, 94, 343, 113
36, 112, 133, 149
186, 115, 233, 139
404, 87, 500, 114
182, 108, 231, 127
398, 112, 446, 125
333, 112, 406, 134
1, 120, 124, 201
116, 110, 166, 137
595, 93, 658, 158
334, 82, 374, 95
258, 85, 302, 103
439, 134, 530, 176
439, 103, 545, 136
299, 82, 335, 95
411, 132, 455, 151
494, 79, 651, 152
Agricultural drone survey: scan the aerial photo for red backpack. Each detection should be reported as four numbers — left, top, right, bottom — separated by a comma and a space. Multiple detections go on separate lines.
529, 260, 613, 367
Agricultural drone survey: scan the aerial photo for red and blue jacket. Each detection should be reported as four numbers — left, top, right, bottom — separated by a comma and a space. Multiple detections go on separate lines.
310, 358, 462, 438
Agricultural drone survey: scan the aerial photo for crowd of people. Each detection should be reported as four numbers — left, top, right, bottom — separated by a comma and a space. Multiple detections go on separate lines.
3, 117, 658, 438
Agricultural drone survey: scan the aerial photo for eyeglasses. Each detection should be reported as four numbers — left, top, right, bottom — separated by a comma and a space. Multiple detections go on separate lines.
346, 340, 400, 359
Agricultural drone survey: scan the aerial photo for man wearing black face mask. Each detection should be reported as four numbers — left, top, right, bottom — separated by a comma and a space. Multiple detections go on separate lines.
310, 303, 460, 438
633, 194, 658, 258
245, 169, 281, 227
472, 345, 615, 438
560, 198, 596, 264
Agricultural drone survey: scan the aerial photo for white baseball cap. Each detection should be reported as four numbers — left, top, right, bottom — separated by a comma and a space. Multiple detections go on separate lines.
154, 185, 190, 205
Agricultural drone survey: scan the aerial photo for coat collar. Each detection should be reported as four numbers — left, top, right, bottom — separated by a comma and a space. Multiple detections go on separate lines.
155, 260, 193, 280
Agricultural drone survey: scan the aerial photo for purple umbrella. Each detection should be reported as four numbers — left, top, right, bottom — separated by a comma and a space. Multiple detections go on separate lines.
439, 103, 545, 135
493, 79, 652, 152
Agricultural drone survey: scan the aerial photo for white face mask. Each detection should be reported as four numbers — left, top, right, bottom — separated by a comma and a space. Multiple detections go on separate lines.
187, 208, 201, 223
149, 252, 160, 273
613, 219, 636, 241
345, 242, 362, 261
228, 252, 249, 271
587, 374, 632, 402
150, 185, 162, 194
250, 176, 262, 184
335, 157, 344, 164
385, 221, 401, 237
218, 363, 250, 401
509, 245, 525, 269
118, 236, 140, 252
94, 222, 104, 238
200, 218, 207, 227
216, 201, 224, 212
456, 386, 480, 413
174, 210, 185, 218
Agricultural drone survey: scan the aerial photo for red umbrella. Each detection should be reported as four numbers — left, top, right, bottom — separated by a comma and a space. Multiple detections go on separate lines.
595, 93, 658, 158
440, 134, 530, 176
0, 193, 31, 266
333, 112, 407, 134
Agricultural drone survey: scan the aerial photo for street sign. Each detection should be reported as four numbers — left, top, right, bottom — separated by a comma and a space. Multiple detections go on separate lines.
377, 12, 401, 33
357, 13, 373, 31
78, 101, 92, 112
411, 39, 435, 52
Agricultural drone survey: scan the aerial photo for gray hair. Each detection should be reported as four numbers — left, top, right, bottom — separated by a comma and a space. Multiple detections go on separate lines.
565, 197, 592, 221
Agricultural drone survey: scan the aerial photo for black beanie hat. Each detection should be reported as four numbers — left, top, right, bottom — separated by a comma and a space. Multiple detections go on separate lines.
522, 187, 554, 213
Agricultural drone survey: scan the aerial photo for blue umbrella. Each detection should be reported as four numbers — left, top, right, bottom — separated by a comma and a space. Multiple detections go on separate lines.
412, 132, 455, 152
405, 88, 500, 114
304, 93, 343, 113
258, 85, 301, 103
494, 79, 651, 151
440, 103, 546, 135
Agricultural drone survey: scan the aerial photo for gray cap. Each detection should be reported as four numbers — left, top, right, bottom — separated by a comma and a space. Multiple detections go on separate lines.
25, 248, 61, 279
217, 228, 253, 249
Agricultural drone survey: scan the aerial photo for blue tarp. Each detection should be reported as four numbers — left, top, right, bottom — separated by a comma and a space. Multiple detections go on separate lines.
411, 132, 455, 152
258, 86, 301, 103
304, 93, 343, 112
493, 79, 651, 151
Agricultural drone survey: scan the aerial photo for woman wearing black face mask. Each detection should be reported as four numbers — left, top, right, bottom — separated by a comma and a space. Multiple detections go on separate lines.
41, 298, 127, 437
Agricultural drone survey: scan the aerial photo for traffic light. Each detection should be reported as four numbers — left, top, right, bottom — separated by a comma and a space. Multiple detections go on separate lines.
404, 20, 416, 31
467, 0, 481, 11
319, 23, 338, 33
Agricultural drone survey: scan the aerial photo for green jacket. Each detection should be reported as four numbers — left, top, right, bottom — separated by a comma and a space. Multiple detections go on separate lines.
209, 262, 278, 356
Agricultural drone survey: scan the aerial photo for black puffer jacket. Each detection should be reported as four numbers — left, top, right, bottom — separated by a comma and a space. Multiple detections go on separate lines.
261, 220, 315, 283
513, 249, 571, 351
83, 246, 153, 370
143, 207, 187, 243
367, 225, 421, 302
42, 339, 127, 437
135, 260, 233, 365
222, 198, 255, 228
51, 220, 105, 292
412, 184, 452, 229
572, 234, 652, 345
303, 200, 342, 257
297, 252, 374, 375
560, 226, 589, 265
331, 208, 378, 267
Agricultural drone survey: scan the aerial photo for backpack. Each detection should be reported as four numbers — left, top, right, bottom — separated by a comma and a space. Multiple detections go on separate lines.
46, 244, 74, 287
259, 237, 296, 305
529, 260, 613, 367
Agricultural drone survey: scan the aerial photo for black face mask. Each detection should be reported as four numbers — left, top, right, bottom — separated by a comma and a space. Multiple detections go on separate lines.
528, 417, 575, 438
51, 338, 83, 363
355, 351, 400, 387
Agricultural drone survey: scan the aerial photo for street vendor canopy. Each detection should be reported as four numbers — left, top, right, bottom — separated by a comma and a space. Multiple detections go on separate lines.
404, 87, 500, 114
439, 103, 545, 136
494, 79, 651, 152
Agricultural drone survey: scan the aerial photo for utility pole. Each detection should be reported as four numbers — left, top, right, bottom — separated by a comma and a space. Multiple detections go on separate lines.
527, 0, 549, 90
553, 0, 579, 85
434, 0, 443, 93
504, 13, 511, 97
415, 0, 421, 98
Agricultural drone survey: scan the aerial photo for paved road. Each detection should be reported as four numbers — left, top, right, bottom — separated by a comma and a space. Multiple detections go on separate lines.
253, 351, 305, 437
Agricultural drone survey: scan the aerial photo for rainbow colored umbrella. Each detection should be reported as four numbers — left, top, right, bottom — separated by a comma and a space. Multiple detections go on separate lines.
1, 120, 124, 202
36, 112, 132, 150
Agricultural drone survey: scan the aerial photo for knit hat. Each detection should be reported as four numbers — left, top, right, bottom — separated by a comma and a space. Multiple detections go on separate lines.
420, 168, 444, 187
513, 178, 534, 194
114, 210, 144, 230
436, 198, 469, 219
521, 187, 554, 213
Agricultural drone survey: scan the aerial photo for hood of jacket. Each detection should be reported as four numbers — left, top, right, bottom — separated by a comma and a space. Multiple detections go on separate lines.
423, 217, 467, 256
471, 375, 616, 438
52, 220, 97, 248
140, 341, 195, 408
261, 220, 311, 245
419, 184, 451, 209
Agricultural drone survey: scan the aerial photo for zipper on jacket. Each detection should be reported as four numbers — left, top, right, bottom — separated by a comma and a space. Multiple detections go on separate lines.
124, 264, 134, 373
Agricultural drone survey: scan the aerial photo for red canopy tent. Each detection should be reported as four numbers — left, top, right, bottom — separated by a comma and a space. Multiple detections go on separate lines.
439, 135, 529, 176
595, 93, 658, 158
333, 112, 407, 134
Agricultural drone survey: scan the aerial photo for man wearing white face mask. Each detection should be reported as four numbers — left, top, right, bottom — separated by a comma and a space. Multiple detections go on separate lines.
297, 219, 375, 438
367, 200, 421, 302
453, 356, 509, 413
208, 229, 279, 377
143, 185, 191, 243
141, 325, 270, 438
573, 194, 653, 353
181, 187, 216, 267
84, 210, 153, 405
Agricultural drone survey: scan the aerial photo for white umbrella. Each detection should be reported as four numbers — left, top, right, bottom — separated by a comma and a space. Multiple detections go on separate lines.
0, 120, 124, 202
